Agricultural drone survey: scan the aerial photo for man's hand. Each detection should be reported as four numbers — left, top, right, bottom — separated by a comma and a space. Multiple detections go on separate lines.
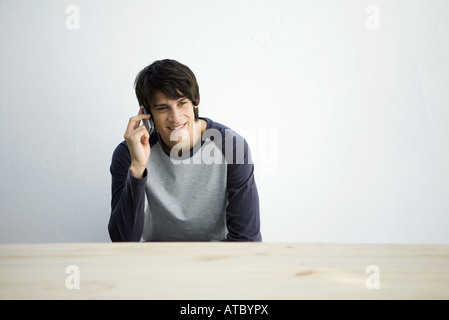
124, 108, 152, 179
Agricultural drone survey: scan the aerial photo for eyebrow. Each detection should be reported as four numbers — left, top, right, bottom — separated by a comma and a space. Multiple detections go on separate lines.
153, 97, 186, 108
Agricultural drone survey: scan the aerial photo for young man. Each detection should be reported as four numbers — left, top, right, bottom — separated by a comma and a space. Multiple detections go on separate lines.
108, 59, 261, 242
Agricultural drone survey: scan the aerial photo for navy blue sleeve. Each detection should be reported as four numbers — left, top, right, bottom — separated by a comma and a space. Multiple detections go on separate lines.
108, 141, 147, 242
224, 134, 262, 242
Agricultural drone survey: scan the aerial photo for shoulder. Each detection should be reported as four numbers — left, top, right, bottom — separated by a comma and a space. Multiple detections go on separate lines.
112, 140, 130, 159
202, 117, 229, 131
201, 117, 252, 165
201, 117, 248, 145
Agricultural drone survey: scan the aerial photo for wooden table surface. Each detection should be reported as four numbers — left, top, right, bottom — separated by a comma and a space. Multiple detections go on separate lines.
0, 242, 448, 300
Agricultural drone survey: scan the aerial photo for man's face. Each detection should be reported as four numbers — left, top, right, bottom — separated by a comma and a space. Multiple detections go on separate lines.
150, 90, 197, 151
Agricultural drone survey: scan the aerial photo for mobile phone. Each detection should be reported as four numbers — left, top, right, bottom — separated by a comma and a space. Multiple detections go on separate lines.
140, 105, 154, 135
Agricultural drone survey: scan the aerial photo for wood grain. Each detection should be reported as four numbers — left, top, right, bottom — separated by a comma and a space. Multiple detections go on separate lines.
1, 242, 448, 299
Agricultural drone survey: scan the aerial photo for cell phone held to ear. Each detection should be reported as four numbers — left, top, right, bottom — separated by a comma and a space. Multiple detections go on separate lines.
140, 105, 154, 135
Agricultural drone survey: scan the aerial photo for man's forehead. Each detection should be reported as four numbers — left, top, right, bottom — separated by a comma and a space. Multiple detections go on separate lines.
153, 90, 185, 104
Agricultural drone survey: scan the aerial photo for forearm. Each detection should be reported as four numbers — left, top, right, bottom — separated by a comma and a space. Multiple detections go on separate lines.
109, 141, 148, 242
109, 170, 147, 242
225, 165, 262, 242
225, 184, 262, 241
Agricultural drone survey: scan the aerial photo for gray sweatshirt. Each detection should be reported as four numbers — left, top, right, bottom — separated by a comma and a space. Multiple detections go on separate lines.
108, 117, 261, 242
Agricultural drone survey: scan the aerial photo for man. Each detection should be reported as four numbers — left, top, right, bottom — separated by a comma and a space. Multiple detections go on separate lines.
108, 59, 261, 242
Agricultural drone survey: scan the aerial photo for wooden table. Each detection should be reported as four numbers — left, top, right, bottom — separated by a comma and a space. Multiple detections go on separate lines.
0, 242, 448, 300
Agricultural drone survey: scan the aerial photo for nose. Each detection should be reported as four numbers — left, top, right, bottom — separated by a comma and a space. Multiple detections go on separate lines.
168, 106, 182, 123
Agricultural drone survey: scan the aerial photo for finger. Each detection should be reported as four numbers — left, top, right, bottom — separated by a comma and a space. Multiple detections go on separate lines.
139, 106, 152, 120
125, 113, 152, 133
124, 121, 149, 142
136, 124, 150, 140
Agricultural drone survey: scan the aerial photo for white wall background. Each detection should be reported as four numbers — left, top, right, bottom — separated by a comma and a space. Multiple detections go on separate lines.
1, 0, 448, 244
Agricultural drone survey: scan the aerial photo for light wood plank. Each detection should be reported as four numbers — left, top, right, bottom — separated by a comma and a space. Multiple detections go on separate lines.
1, 242, 448, 299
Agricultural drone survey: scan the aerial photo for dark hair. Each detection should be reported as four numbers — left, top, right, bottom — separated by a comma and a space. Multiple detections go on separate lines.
134, 59, 200, 120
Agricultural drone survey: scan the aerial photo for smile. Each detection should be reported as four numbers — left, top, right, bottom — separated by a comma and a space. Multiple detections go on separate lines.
168, 122, 187, 131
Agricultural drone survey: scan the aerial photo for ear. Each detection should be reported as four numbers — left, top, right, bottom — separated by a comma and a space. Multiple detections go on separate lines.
193, 105, 199, 120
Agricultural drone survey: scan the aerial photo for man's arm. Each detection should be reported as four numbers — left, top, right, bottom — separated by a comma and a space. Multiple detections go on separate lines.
109, 110, 152, 241
108, 142, 147, 242
225, 137, 262, 241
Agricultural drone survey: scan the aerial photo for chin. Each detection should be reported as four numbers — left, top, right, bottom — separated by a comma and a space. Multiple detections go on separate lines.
167, 125, 190, 145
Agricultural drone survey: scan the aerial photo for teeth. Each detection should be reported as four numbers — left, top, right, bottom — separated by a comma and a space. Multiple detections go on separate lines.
171, 123, 185, 130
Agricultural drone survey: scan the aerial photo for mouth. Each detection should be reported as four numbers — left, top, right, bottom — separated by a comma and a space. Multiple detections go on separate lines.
167, 122, 187, 131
